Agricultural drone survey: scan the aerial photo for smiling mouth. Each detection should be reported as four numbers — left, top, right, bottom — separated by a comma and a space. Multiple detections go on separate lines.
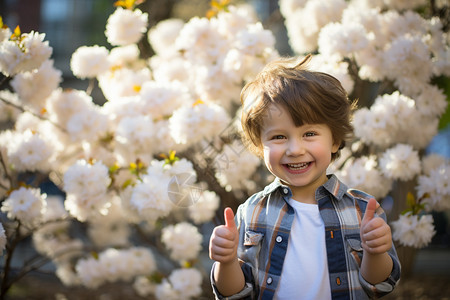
285, 162, 310, 170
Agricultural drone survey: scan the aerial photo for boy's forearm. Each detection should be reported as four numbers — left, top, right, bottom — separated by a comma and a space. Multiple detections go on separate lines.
214, 258, 246, 296
360, 251, 394, 284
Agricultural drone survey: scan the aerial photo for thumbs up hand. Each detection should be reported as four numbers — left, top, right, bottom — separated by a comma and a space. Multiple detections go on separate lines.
360, 198, 392, 255
209, 207, 239, 264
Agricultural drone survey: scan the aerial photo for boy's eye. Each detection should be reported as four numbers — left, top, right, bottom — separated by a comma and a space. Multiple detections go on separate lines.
272, 135, 286, 140
305, 132, 316, 137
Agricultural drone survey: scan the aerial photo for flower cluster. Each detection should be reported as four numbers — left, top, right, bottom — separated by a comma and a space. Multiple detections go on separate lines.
1, 187, 47, 225
161, 222, 203, 262
134, 267, 202, 300
0, 30, 52, 76
391, 213, 435, 248
75, 247, 156, 289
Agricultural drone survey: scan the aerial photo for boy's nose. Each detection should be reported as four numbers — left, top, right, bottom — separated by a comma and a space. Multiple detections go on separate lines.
286, 138, 305, 156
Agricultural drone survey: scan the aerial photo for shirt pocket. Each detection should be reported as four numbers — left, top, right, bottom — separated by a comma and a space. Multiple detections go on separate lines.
345, 234, 363, 268
240, 231, 264, 268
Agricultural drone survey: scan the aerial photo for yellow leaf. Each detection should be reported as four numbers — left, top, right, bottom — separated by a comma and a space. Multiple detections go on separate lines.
10, 25, 21, 40
406, 192, 415, 208
182, 261, 192, 268
193, 99, 204, 107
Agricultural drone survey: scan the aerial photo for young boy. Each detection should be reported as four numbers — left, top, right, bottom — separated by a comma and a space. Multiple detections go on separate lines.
209, 55, 401, 299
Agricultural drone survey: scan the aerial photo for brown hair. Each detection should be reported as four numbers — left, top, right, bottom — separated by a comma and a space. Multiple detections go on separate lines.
240, 55, 356, 160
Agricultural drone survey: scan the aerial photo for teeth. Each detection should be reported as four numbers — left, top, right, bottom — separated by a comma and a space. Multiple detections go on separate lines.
287, 163, 309, 170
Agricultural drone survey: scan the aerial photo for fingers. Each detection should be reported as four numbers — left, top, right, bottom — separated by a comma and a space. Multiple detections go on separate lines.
362, 236, 392, 254
224, 207, 236, 231
362, 198, 377, 224
209, 226, 238, 263
209, 208, 239, 264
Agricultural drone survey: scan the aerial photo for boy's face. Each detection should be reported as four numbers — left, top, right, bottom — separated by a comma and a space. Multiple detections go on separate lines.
260, 104, 339, 201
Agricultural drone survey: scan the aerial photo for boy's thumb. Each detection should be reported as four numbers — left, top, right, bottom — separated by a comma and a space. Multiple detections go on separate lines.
362, 198, 377, 223
224, 207, 236, 230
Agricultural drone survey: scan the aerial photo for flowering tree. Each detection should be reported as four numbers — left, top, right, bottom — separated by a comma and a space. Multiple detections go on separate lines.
279, 0, 450, 270
0, 0, 276, 298
0, 0, 449, 297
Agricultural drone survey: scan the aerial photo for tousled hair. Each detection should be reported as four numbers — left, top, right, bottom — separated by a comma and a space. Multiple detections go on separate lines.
240, 55, 356, 160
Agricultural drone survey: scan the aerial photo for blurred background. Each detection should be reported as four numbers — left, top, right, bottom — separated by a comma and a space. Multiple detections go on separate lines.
1, 0, 449, 299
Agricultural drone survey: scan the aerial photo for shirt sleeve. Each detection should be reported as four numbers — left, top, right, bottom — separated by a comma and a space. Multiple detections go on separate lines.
358, 250, 401, 298
210, 261, 256, 300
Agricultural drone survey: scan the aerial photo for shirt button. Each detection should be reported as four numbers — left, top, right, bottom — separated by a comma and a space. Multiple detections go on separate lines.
283, 188, 289, 194
276, 236, 283, 243
266, 277, 273, 285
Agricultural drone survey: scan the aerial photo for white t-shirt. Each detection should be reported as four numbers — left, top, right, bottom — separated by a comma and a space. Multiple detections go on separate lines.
274, 199, 332, 300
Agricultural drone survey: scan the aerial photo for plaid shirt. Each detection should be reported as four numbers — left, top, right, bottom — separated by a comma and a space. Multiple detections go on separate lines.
211, 174, 401, 300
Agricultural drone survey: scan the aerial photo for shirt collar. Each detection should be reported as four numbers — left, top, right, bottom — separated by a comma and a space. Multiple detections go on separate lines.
262, 174, 349, 201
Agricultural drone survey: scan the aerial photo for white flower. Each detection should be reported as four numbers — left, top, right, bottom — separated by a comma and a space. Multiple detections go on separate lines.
0, 26, 11, 42
37, 195, 69, 234
115, 115, 155, 153
1, 187, 47, 224
175, 17, 227, 64
133, 276, 156, 297
353, 92, 418, 148
7, 129, 53, 172
0, 222, 6, 252
139, 81, 189, 119
105, 7, 148, 46
216, 5, 258, 37
46, 89, 93, 124
66, 106, 108, 142
33, 233, 83, 264
391, 213, 435, 248
384, 35, 432, 94
98, 67, 152, 100
75, 247, 156, 289
309, 54, 354, 94
87, 197, 130, 247
10, 59, 61, 111
75, 256, 105, 288
282, 0, 347, 54
0, 31, 52, 76
130, 173, 173, 222
155, 280, 180, 300
70, 45, 110, 79
148, 18, 184, 56
168, 268, 202, 298
55, 263, 81, 286
234, 22, 275, 56
318, 22, 368, 58
169, 101, 230, 146
215, 140, 261, 191
189, 190, 220, 224
379, 144, 421, 181
108, 44, 140, 67
63, 160, 111, 221
415, 84, 447, 117
337, 156, 392, 199
0, 41, 25, 76
161, 222, 202, 262
417, 164, 450, 212
421, 154, 448, 175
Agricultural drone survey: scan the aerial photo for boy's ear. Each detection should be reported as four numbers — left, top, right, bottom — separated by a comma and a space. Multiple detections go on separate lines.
332, 141, 344, 153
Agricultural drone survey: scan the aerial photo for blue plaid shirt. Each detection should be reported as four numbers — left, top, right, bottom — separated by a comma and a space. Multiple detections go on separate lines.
211, 174, 401, 299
